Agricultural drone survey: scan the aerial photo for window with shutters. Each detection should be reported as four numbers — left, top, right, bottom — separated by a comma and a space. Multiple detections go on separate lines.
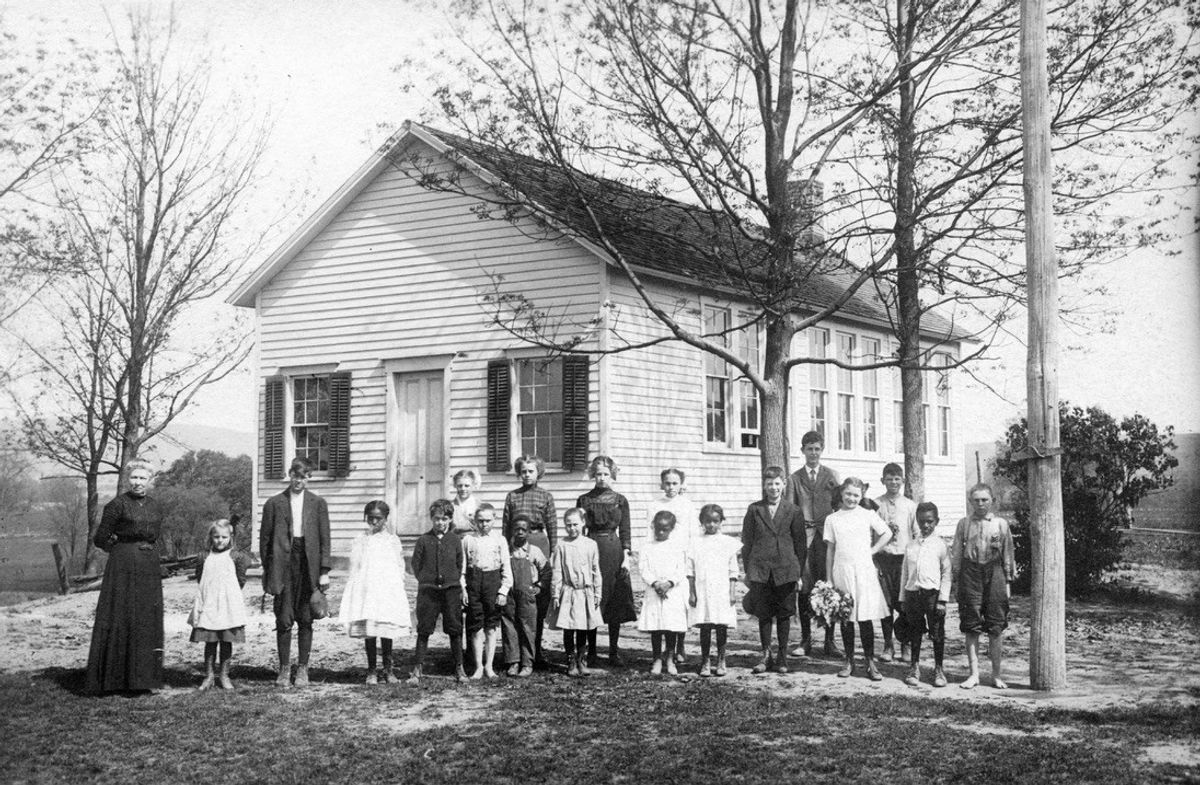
516, 358, 563, 464
487, 355, 589, 473
262, 371, 351, 479
293, 376, 330, 471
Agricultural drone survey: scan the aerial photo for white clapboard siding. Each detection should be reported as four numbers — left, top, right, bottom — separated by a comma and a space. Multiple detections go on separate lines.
597, 271, 969, 543
248, 137, 968, 557
252, 140, 605, 554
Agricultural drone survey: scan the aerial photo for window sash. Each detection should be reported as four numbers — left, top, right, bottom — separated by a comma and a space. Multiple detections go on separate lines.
809, 328, 829, 389
291, 376, 331, 472
939, 405, 951, 457
811, 390, 827, 442
516, 359, 566, 463
703, 305, 761, 449
836, 332, 855, 393
705, 377, 728, 444
863, 397, 878, 453
838, 393, 854, 451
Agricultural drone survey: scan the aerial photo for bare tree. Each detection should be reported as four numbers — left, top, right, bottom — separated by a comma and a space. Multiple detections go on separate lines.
399, 0, 972, 470
38, 476, 89, 573
816, 0, 1196, 498
0, 24, 102, 326
11, 10, 269, 571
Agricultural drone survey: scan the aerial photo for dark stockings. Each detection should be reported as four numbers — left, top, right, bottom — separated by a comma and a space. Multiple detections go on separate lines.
585, 625, 622, 659
882, 614, 894, 648
699, 626, 728, 660
365, 637, 395, 670
564, 630, 589, 658
911, 635, 945, 667
840, 620, 875, 660
757, 617, 791, 652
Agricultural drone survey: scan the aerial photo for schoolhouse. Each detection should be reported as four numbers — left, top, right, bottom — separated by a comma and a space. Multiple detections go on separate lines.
229, 122, 972, 557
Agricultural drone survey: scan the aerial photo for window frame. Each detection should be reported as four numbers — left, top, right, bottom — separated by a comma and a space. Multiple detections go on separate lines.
290, 374, 332, 474
702, 304, 762, 452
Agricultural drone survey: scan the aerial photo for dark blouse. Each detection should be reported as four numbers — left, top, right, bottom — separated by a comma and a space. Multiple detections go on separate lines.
93, 492, 164, 551
576, 487, 632, 551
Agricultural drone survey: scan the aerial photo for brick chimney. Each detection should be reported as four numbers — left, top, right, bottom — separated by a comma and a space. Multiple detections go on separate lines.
785, 178, 824, 250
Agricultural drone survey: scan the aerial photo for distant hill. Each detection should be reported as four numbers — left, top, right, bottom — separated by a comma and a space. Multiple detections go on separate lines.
1136, 432, 1200, 532
142, 422, 254, 467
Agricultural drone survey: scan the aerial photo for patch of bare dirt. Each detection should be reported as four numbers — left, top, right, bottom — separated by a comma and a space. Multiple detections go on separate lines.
1, 566, 1195, 715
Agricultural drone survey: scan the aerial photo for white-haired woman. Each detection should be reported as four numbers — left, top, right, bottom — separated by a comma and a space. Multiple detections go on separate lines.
85, 459, 166, 694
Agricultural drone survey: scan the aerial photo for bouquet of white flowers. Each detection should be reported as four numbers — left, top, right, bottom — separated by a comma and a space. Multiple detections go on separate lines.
808, 580, 854, 628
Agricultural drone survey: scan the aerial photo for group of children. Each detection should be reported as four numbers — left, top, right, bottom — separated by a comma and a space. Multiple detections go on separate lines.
184, 438, 1014, 691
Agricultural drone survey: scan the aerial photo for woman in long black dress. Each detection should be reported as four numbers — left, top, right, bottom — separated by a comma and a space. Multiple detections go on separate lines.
85, 460, 165, 694
576, 455, 637, 667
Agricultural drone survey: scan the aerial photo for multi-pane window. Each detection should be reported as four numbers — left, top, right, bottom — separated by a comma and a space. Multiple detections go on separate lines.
704, 305, 761, 449
808, 328, 829, 440
935, 352, 952, 457
517, 358, 564, 463
861, 337, 880, 452
736, 322, 760, 448
703, 306, 731, 444
293, 376, 330, 471
836, 332, 855, 451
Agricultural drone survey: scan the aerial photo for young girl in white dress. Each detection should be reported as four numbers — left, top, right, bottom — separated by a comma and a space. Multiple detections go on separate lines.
637, 510, 689, 675
189, 519, 251, 690
649, 467, 696, 665
824, 477, 892, 680
687, 504, 740, 677
340, 500, 411, 684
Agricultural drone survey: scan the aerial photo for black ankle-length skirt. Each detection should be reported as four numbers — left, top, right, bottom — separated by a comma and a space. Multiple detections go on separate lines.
85, 542, 164, 694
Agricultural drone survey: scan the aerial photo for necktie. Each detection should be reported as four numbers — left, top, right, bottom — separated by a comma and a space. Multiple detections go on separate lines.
810, 469, 816, 484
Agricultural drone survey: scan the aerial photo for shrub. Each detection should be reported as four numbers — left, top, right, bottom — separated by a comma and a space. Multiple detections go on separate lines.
993, 403, 1177, 595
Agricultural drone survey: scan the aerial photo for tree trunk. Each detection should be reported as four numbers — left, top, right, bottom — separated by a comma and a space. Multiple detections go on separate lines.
895, 0, 926, 502
759, 319, 796, 472
1021, 0, 1067, 690
82, 471, 103, 576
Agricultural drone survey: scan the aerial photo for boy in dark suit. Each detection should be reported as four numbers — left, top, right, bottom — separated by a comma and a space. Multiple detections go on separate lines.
788, 430, 841, 657
741, 466, 807, 674
409, 498, 467, 683
259, 457, 331, 687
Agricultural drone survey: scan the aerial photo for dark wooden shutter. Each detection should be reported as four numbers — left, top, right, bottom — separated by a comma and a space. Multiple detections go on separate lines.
562, 355, 590, 472
328, 371, 352, 477
486, 360, 511, 472
263, 377, 285, 480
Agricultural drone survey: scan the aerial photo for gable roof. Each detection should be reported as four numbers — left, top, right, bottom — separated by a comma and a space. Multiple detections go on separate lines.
230, 122, 970, 343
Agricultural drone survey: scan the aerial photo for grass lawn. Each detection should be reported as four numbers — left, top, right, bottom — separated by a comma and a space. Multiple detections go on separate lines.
2, 664, 1196, 785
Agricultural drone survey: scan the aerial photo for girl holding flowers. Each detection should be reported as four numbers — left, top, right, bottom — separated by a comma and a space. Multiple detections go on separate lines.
824, 477, 892, 680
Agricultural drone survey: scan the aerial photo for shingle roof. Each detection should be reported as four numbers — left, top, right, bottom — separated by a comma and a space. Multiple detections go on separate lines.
417, 124, 970, 342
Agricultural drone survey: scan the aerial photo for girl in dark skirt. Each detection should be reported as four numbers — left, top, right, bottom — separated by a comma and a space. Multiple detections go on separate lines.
576, 455, 637, 667
85, 460, 165, 695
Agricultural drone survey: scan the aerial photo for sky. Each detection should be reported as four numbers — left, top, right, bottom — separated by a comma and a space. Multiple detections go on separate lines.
8, 0, 1200, 460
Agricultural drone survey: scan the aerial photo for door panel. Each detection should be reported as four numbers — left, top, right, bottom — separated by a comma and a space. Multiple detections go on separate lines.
390, 370, 445, 536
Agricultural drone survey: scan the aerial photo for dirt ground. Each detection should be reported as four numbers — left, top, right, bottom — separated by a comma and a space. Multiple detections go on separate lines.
2, 564, 1196, 715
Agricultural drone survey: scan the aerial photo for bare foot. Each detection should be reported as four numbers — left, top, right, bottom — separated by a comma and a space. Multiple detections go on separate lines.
469, 669, 484, 680
993, 676, 1009, 690
960, 673, 980, 689
218, 675, 235, 690
198, 675, 215, 691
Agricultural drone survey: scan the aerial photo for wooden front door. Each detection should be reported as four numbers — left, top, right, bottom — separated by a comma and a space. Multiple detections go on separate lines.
388, 370, 445, 536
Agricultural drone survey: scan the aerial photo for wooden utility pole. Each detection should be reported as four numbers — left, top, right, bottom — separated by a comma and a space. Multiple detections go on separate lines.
1021, 0, 1067, 690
